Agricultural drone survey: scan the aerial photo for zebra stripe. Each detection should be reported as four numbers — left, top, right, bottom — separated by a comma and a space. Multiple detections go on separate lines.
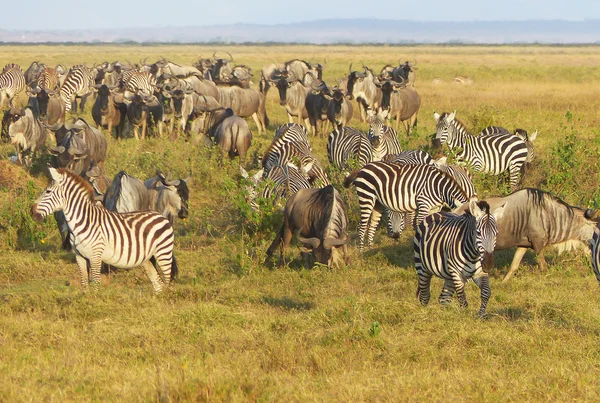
344, 161, 469, 251
434, 112, 528, 191
384, 149, 433, 165
122, 71, 157, 97
262, 164, 311, 201
263, 123, 329, 186
32, 168, 176, 293
480, 126, 536, 163
37, 67, 61, 90
60, 66, 96, 112
414, 200, 502, 316
0, 64, 26, 108
591, 227, 600, 285
327, 126, 373, 170
367, 110, 402, 161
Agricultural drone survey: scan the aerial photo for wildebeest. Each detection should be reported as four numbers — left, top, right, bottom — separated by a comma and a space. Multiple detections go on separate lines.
92, 84, 127, 139
375, 79, 421, 134
469, 188, 599, 282
145, 172, 190, 224
85, 165, 111, 201
126, 94, 163, 139
259, 62, 286, 95
5, 107, 48, 168
274, 72, 311, 129
346, 65, 382, 122
27, 87, 66, 126
265, 184, 349, 268
285, 59, 323, 82
169, 87, 198, 133
208, 108, 252, 163
304, 78, 331, 137
217, 85, 268, 135
103, 171, 150, 213
326, 87, 353, 128
24, 61, 46, 87
49, 118, 108, 176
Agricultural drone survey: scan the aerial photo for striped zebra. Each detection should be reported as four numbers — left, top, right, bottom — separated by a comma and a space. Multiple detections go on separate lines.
31, 167, 177, 293
384, 149, 433, 165
590, 226, 600, 286
60, 65, 97, 112
327, 126, 373, 170
263, 123, 329, 186
479, 126, 537, 164
122, 70, 157, 98
414, 199, 505, 316
37, 67, 61, 90
0, 64, 26, 109
344, 161, 469, 251
367, 109, 402, 161
433, 111, 529, 191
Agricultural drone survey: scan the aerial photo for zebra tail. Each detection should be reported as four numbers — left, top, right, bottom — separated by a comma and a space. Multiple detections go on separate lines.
343, 169, 360, 188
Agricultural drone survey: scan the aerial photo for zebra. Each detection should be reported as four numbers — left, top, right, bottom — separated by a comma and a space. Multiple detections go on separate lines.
479, 126, 537, 165
0, 64, 26, 109
384, 149, 433, 165
590, 226, 600, 286
433, 111, 529, 191
263, 123, 329, 186
60, 65, 97, 113
367, 109, 402, 161
31, 167, 177, 293
344, 161, 469, 251
327, 126, 373, 170
37, 67, 61, 91
414, 199, 505, 316
122, 70, 157, 99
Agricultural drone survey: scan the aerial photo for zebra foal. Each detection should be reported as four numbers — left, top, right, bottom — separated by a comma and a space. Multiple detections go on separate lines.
413, 199, 505, 316
31, 167, 177, 292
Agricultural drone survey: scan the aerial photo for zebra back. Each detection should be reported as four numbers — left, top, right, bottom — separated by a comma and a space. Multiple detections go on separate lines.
123, 71, 157, 97
0, 65, 26, 105
434, 157, 477, 198
262, 164, 312, 201
327, 126, 373, 170
37, 67, 60, 90
384, 149, 433, 165
60, 66, 96, 111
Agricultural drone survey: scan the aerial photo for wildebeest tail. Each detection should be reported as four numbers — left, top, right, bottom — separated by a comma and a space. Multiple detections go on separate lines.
343, 169, 360, 188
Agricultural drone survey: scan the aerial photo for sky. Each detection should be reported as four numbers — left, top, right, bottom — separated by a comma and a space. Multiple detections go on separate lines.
4, 0, 600, 31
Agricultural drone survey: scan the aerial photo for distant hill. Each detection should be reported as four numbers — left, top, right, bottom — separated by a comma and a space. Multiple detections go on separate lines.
1, 19, 599, 44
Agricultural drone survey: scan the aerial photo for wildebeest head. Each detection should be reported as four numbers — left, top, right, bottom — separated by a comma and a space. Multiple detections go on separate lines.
169, 88, 194, 118
345, 63, 368, 100
157, 172, 190, 219
49, 127, 89, 174
1, 108, 13, 142
275, 71, 299, 106
93, 84, 118, 116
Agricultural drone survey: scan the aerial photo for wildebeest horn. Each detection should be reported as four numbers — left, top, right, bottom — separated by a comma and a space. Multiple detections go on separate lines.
9, 107, 23, 116
323, 238, 349, 249
68, 147, 82, 156
50, 146, 65, 155
297, 234, 320, 249
349, 63, 353, 74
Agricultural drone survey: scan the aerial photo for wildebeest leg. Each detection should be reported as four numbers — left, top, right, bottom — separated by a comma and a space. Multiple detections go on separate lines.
502, 246, 528, 283
303, 118, 311, 135
537, 247, 547, 272
80, 94, 89, 113
278, 227, 294, 267
141, 119, 147, 140
251, 113, 262, 135
287, 113, 294, 124
265, 226, 284, 266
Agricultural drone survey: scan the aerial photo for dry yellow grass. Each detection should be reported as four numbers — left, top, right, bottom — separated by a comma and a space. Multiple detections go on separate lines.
0, 44, 600, 402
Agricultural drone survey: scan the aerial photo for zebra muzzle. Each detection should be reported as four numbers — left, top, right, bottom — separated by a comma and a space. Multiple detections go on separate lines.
31, 204, 44, 223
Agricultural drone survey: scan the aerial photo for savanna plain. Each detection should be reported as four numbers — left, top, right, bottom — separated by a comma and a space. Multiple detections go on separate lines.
1, 44, 600, 402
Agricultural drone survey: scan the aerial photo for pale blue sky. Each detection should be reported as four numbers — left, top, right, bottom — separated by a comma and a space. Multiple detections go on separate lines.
5, 0, 600, 31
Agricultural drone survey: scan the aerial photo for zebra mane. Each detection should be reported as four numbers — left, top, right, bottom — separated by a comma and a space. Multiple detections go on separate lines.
57, 168, 95, 201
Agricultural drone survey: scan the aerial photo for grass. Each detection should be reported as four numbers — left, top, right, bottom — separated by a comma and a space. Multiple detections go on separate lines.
1, 44, 600, 401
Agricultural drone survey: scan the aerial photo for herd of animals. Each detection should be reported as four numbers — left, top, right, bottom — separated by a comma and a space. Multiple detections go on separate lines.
1, 54, 600, 317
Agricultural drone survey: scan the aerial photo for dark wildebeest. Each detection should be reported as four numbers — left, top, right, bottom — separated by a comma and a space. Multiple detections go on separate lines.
169, 87, 198, 134
145, 173, 190, 225
346, 65, 382, 123
103, 171, 151, 213
217, 85, 268, 135
4, 107, 48, 168
305, 79, 331, 137
207, 108, 252, 163
326, 87, 353, 128
159, 74, 221, 104
92, 84, 127, 139
464, 188, 599, 282
265, 184, 349, 268
24, 61, 46, 87
126, 94, 164, 139
85, 165, 111, 201
375, 79, 421, 134
27, 87, 66, 126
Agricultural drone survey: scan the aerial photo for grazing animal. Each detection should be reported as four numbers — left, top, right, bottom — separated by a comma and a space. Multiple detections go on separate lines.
344, 161, 468, 251
0, 64, 26, 109
31, 167, 177, 292
92, 84, 127, 139
474, 188, 599, 282
265, 185, 349, 268
208, 108, 252, 163
327, 126, 373, 170
590, 226, 600, 286
384, 149, 433, 165
375, 79, 421, 134
480, 126, 538, 165
274, 73, 312, 130
366, 109, 402, 161
259, 62, 285, 95
24, 61, 46, 87
305, 79, 331, 137
5, 107, 48, 168
216, 86, 268, 135
85, 165, 111, 201
60, 65, 96, 113
346, 65, 382, 122
103, 171, 150, 213
28, 87, 65, 126
121, 71, 157, 99
414, 200, 506, 317
145, 173, 190, 225
433, 111, 528, 191
37, 66, 63, 91
326, 87, 353, 128
169, 88, 198, 133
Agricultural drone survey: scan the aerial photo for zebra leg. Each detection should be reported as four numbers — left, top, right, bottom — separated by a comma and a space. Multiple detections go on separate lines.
74, 252, 90, 291
142, 260, 164, 293
416, 271, 432, 306
509, 164, 522, 191
451, 274, 468, 309
438, 280, 455, 305
472, 270, 491, 317
357, 198, 377, 252
365, 208, 383, 248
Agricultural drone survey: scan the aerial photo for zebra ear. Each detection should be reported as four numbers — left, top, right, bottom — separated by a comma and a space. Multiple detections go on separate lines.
469, 198, 483, 218
433, 112, 440, 121
492, 202, 507, 222
48, 166, 63, 183
435, 156, 447, 166
448, 110, 456, 122
529, 130, 538, 141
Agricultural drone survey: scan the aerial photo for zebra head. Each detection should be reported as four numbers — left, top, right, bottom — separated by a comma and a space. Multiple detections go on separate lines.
470, 199, 506, 270
367, 108, 388, 149
31, 167, 68, 222
432, 110, 457, 149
